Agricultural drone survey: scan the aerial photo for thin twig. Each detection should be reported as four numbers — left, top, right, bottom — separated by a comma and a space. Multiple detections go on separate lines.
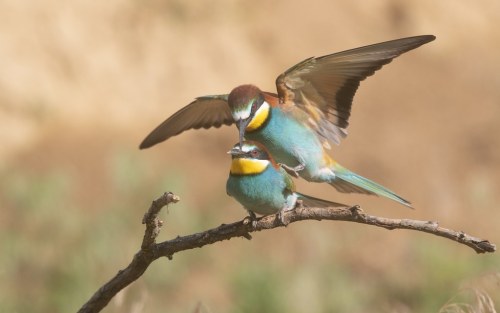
77, 192, 179, 313
77, 192, 496, 313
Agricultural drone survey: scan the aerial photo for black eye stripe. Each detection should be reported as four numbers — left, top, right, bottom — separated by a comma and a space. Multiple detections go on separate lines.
251, 96, 264, 111
241, 145, 266, 160
251, 101, 258, 112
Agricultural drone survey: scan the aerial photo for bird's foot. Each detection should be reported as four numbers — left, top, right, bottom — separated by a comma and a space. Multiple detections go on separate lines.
277, 207, 293, 226
244, 210, 259, 228
279, 163, 305, 178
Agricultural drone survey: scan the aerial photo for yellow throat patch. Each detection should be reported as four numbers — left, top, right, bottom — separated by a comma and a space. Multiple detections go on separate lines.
246, 102, 270, 131
230, 158, 269, 175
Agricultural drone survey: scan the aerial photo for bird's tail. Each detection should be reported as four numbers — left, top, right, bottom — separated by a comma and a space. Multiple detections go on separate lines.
296, 192, 347, 208
330, 164, 412, 208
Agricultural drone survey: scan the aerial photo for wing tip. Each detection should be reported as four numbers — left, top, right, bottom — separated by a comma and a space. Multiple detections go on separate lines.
139, 133, 168, 149
139, 140, 153, 150
421, 34, 436, 41
411, 34, 436, 47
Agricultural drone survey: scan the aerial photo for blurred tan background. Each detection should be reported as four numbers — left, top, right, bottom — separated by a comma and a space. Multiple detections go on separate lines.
1, 0, 499, 312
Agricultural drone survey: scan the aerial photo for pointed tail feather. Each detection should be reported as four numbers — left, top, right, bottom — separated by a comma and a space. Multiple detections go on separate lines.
296, 192, 347, 208
330, 165, 412, 208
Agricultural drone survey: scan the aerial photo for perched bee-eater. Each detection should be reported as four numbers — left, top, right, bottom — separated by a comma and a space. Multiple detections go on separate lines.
226, 141, 345, 223
141, 35, 436, 207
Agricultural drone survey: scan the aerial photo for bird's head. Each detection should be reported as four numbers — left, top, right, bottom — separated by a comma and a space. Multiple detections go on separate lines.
228, 85, 270, 148
227, 141, 274, 175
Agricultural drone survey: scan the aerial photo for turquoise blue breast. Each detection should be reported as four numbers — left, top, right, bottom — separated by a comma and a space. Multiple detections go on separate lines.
245, 107, 325, 180
226, 165, 290, 215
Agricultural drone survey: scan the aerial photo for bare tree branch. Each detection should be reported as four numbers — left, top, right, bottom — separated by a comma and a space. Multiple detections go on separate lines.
78, 192, 496, 313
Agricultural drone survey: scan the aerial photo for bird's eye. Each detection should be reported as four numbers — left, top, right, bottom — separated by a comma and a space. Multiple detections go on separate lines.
250, 150, 259, 158
251, 102, 258, 111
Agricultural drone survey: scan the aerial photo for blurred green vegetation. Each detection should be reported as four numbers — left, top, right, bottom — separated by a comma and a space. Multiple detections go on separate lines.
0, 145, 498, 312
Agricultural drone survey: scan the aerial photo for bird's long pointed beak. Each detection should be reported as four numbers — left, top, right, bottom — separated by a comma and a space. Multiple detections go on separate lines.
227, 147, 246, 156
238, 118, 250, 150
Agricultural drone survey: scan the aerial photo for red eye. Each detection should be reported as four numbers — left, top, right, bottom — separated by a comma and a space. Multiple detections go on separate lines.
250, 150, 259, 158
251, 103, 258, 111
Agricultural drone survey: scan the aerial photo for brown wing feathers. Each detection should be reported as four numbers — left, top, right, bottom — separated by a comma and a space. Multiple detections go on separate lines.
139, 95, 232, 149
275, 35, 436, 145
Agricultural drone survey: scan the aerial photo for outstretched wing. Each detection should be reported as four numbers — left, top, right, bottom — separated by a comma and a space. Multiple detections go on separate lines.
275, 35, 436, 146
139, 94, 233, 149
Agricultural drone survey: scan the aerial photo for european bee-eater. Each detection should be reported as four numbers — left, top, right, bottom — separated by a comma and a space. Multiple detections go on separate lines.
226, 141, 345, 223
140, 35, 436, 207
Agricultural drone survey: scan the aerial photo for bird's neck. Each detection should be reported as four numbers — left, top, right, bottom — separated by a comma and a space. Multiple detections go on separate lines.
230, 158, 269, 175
246, 101, 270, 132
